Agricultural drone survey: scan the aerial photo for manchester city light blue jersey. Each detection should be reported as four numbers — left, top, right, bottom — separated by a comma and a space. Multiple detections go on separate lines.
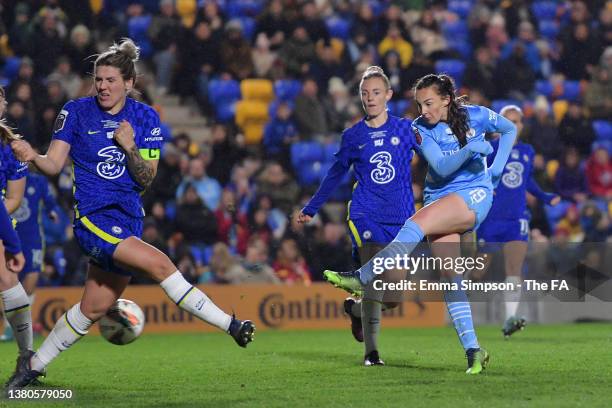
13, 173, 57, 247
52, 97, 164, 218
338, 115, 416, 224
0, 142, 28, 194
412, 105, 501, 201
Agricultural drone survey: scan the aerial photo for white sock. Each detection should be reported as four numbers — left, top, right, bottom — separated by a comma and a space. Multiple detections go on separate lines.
1, 284, 33, 354
504, 276, 522, 319
31, 303, 92, 372
160, 271, 232, 332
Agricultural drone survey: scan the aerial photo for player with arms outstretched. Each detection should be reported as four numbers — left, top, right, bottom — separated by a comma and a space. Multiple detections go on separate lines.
324, 74, 517, 374
475, 105, 559, 338
298, 66, 417, 366
6, 39, 255, 390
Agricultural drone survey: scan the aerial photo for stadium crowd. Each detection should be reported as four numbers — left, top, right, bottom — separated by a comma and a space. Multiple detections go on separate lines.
0, 0, 610, 286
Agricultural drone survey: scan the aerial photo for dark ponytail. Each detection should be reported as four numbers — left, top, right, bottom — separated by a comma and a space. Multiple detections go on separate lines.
414, 74, 470, 147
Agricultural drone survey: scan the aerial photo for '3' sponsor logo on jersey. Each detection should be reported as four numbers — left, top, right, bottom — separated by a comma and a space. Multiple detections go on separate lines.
96, 146, 126, 179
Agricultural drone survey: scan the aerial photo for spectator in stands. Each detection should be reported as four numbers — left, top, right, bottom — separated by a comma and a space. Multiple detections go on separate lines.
146, 143, 182, 207
220, 19, 254, 80
255, 0, 290, 51
585, 146, 612, 200
205, 242, 247, 284
148, 0, 182, 95
256, 162, 300, 215
324, 77, 358, 133
463, 47, 497, 100
484, 13, 509, 58
523, 96, 561, 161
351, 3, 380, 44
555, 204, 585, 243
309, 221, 353, 282
501, 21, 540, 75
554, 148, 589, 203
580, 202, 610, 242
48, 57, 82, 100
8, 3, 33, 57
559, 23, 601, 80
195, 0, 224, 34
142, 217, 169, 255
208, 124, 247, 186
378, 4, 410, 42
558, 101, 595, 156
378, 24, 413, 69
410, 8, 448, 60
29, 13, 65, 78
239, 237, 278, 283
294, 78, 328, 139
175, 183, 218, 246
300, 1, 330, 46
6, 101, 34, 144
273, 237, 312, 284
214, 188, 249, 253
279, 24, 316, 78
176, 156, 222, 211
496, 42, 536, 100
347, 27, 378, 65
252, 33, 277, 79
65, 24, 97, 78
263, 100, 298, 160
150, 201, 174, 240
310, 45, 345, 93
584, 47, 612, 120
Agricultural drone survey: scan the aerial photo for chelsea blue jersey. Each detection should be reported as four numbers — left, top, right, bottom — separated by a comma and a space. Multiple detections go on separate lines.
338, 115, 416, 224
13, 173, 57, 246
52, 97, 164, 218
412, 105, 501, 201
0, 142, 28, 195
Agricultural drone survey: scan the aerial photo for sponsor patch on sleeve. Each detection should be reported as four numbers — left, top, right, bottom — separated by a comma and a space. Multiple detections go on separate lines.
54, 109, 68, 133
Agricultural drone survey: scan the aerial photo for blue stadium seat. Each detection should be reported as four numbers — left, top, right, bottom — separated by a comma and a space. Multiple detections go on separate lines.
165, 201, 177, 220
190, 245, 204, 265
216, 101, 237, 122
592, 140, 612, 156
448, 0, 472, 19
435, 59, 466, 88
535, 80, 553, 97
296, 161, 325, 186
2, 57, 21, 81
447, 39, 473, 59
268, 99, 295, 117
545, 200, 571, 229
274, 80, 302, 101
223, 0, 264, 18
325, 16, 351, 40
562, 80, 581, 101
368, 1, 387, 17
291, 141, 324, 168
442, 20, 468, 41
531, 1, 558, 20
593, 120, 612, 141
491, 99, 521, 114
238, 16, 256, 42
323, 141, 340, 162
127, 15, 153, 58
387, 99, 410, 117
53, 248, 67, 278
538, 20, 559, 41
207, 79, 241, 103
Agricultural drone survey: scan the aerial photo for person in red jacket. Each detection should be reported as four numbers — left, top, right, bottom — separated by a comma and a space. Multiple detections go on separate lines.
585, 145, 612, 199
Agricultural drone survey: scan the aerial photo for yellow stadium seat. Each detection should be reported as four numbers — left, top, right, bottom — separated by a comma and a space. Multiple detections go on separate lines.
240, 79, 274, 103
90, 0, 103, 15
176, 0, 197, 28
546, 159, 559, 180
552, 100, 568, 124
235, 100, 269, 144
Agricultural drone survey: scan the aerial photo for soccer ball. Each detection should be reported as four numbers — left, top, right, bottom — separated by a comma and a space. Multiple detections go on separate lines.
99, 299, 145, 345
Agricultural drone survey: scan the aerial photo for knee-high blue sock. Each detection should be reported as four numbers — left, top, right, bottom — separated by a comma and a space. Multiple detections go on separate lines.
358, 219, 424, 284
445, 276, 479, 351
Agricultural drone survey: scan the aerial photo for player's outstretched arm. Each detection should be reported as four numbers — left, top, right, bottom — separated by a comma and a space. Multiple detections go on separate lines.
11, 139, 71, 177
488, 115, 517, 186
114, 120, 158, 189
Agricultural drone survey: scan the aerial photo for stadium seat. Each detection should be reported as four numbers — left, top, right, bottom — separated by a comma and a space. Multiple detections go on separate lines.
531, 1, 558, 20
208, 79, 241, 103
447, 39, 473, 59
290, 141, 324, 169
442, 20, 468, 41
447, 0, 472, 19
323, 141, 340, 162
224, 0, 264, 18
238, 16, 256, 41
235, 100, 269, 144
274, 80, 302, 101
216, 101, 237, 122
545, 200, 571, 228
562, 80, 581, 101
538, 20, 559, 41
127, 15, 154, 58
434, 59, 466, 88
593, 120, 612, 141
491, 99, 521, 114
546, 159, 559, 180
267, 99, 295, 117
2, 56, 21, 81
535, 80, 553, 97
325, 16, 351, 40
240, 79, 274, 103
552, 100, 568, 124
53, 248, 67, 278
176, 0, 197, 27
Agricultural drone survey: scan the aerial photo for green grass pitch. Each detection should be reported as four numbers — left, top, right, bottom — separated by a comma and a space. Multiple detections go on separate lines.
1, 324, 611, 407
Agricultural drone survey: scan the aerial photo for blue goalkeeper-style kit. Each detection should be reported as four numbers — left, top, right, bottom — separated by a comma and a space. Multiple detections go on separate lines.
477, 140, 556, 245
52, 97, 163, 275
302, 115, 417, 252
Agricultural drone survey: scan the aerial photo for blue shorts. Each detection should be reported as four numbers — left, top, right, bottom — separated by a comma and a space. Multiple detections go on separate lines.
424, 186, 493, 232
18, 241, 44, 280
348, 217, 403, 254
73, 206, 143, 276
477, 217, 529, 252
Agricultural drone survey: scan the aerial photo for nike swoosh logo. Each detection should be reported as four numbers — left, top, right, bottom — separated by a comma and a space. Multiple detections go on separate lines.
358, 144, 367, 149
88, 130, 100, 135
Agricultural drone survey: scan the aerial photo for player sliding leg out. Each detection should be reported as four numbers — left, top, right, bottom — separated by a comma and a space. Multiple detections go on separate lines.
6, 39, 254, 390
